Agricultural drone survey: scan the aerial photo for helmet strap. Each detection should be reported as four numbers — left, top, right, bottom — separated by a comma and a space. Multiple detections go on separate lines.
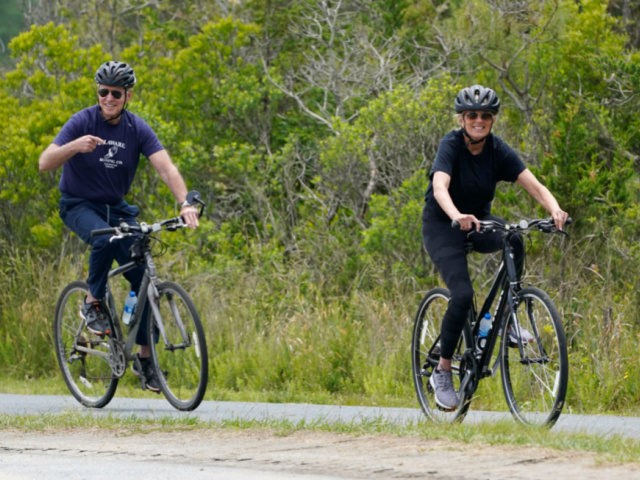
462, 127, 488, 145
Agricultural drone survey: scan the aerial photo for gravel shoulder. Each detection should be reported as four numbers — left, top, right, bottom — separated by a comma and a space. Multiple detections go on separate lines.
2, 427, 639, 479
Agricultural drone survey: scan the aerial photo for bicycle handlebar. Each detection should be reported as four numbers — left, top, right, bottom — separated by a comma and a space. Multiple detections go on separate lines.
90, 216, 185, 238
451, 217, 573, 234
90, 190, 205, 239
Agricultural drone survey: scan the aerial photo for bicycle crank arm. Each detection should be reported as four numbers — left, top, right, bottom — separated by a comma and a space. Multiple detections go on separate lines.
520, 356, 550, 365
459, 350, 479, 399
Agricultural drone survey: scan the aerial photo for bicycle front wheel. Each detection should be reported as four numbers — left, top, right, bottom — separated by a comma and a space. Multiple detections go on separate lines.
500, 287, 568, 427
53, 281, 118, 408
149, 281, 208, 411
411, 288, 472, 423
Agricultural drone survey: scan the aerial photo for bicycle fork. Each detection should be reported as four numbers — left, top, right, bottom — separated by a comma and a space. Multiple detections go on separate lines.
146, 282, 194, 353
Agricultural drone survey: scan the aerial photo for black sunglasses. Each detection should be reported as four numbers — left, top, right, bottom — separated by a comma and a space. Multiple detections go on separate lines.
98, 88, 125, 99
465, 111, 494, 120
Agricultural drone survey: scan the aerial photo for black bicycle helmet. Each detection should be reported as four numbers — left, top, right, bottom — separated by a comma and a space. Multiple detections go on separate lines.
94, 61, 136, 88
454, 84, 500, 113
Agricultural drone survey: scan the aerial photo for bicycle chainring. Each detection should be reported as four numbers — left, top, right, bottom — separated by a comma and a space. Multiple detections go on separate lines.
459, 350, 479, 398
107, 338, 126, 378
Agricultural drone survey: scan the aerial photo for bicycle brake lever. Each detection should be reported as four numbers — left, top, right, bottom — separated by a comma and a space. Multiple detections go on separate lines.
166, 217, 186, 231
108, 232, 125, 243
106, 222, 132, 241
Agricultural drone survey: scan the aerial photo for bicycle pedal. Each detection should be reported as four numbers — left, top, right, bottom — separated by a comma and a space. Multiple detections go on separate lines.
87, 329, 111, 338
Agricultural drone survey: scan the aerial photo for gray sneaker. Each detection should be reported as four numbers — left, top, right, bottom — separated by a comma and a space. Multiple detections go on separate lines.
81, 300, 111, 336
507, 324, 534, 348
429, 368, 459, 411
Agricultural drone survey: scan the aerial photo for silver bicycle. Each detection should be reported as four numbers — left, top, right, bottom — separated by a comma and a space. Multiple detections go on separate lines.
54, 191, 208, 411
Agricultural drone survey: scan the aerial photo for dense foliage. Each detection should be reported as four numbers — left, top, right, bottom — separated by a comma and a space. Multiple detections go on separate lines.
1, 0, 639, 413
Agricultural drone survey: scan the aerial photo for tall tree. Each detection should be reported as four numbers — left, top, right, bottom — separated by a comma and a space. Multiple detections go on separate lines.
0, 0, 23, 67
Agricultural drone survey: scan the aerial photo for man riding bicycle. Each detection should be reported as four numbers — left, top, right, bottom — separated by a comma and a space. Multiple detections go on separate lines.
39, 61, 199, 392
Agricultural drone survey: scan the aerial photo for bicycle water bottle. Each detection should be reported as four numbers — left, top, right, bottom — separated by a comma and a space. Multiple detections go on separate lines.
122, 291, 137, 325
477, 312, 492, 351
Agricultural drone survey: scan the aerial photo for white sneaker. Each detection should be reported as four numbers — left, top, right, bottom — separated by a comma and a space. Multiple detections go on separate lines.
507, 324, 534, 348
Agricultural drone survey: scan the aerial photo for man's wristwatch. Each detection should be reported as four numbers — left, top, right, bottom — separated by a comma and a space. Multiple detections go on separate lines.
181, 200, 192, 208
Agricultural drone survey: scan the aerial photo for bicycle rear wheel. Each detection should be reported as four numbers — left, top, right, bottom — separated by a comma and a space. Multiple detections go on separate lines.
500, 287, 568, 427
411, 288, 472, 423
53, 281, 118, 408
149, 281, 208, 411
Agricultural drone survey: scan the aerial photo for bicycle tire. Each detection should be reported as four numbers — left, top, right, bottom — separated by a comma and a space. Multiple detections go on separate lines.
148, 281, 208, 411
500, 286, 568, 427
411, 288, 473, 423
53, 281, 118, 408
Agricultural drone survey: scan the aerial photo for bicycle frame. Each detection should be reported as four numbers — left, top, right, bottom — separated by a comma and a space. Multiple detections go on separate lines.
83, 217, 196, 377
470, 229, 522, 378
105, 229, 192, 365
105, 238, 155, 361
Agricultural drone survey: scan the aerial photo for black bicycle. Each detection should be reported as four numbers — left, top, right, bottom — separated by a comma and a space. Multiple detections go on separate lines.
411, 217, 570, 427
54, 191, 208, 411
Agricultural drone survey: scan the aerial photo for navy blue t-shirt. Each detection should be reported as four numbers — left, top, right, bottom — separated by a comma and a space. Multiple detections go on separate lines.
424, 129, 526, 221
54, 105, 164, 204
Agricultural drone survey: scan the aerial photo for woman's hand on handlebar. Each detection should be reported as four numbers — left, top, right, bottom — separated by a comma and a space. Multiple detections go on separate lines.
451, 214, 480, 232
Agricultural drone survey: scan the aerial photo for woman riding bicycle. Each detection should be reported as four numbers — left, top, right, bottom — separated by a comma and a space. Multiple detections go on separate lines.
422, 84, 569, 410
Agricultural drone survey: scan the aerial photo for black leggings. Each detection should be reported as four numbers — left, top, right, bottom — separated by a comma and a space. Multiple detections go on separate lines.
422, 212, 524, 359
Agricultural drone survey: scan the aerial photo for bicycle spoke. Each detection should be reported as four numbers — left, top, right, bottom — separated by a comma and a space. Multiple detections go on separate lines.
150, 281, 208, 411
412, 288, 472, 423
53, 282, 118, 408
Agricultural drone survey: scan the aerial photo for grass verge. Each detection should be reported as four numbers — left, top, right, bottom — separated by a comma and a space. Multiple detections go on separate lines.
1, 410, 639, 465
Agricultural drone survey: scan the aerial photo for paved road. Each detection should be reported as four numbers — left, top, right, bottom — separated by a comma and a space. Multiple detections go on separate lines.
1, 393, 638, 439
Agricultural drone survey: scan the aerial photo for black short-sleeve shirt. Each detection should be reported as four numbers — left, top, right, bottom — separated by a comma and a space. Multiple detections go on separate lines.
424, 129, 526, 221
